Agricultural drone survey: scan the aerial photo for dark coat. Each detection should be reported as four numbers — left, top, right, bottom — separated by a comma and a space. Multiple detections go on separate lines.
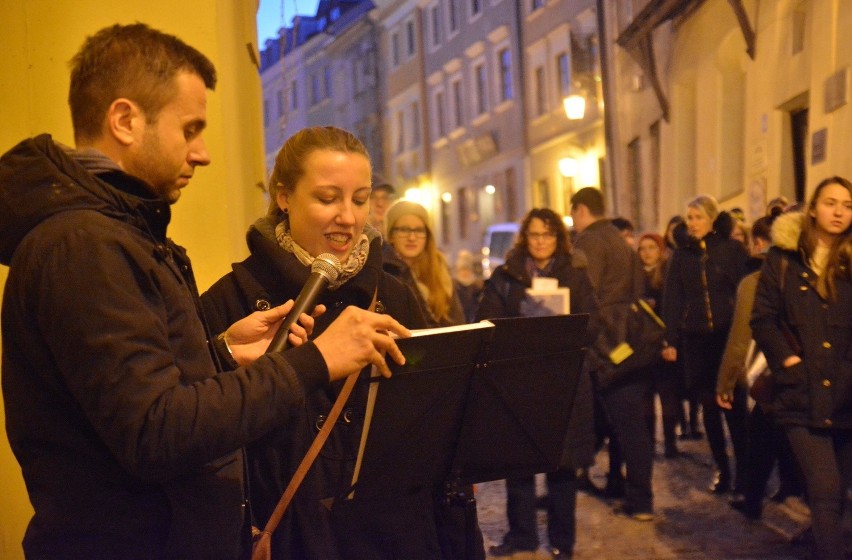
476, 250, 599, 470
750, 212, 852, 429
0, 135, 326, 559
202, 224, 456, 560
662, 212, 749, 347
571, 219, 645, 383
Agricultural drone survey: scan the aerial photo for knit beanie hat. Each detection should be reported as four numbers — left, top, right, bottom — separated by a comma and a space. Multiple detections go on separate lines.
384, 199, 430, 233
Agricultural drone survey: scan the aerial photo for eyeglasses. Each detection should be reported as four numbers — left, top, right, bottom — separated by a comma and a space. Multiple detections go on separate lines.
527, 232, 557, 241
392, 226, 428, 239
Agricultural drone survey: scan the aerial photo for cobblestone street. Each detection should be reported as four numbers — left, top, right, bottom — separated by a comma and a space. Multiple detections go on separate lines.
475, 435, 816, 559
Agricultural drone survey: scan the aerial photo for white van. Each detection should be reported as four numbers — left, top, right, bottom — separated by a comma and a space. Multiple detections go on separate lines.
481, 222, 520, 278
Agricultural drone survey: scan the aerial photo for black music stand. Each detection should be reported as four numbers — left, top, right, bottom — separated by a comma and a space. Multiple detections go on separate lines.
343, 314, 589, 499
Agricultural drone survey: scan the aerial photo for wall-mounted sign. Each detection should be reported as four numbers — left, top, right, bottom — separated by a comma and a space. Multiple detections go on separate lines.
811, 128, 827, 165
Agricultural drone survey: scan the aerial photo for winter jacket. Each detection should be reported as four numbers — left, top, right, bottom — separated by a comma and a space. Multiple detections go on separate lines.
750, 212, 852, 429
381, 243, 466, 327
0, 135, 328, 559
202, 222, 471, 559
476, 250, 599, 469
662, 212, 749, 347
571, 219, 644, 369
716, 270, 762, 396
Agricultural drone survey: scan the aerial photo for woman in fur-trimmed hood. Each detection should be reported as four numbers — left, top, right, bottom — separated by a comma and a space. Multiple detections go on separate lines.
750, 176, 852, 560
661, 195, 749, 496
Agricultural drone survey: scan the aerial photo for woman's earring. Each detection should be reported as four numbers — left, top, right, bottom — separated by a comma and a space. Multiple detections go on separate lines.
283, 208, 289, 215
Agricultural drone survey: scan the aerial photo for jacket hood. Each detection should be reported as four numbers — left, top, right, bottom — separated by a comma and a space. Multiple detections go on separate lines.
770, 211, 803, 252
675, 210, 736, 250
0, 135, 160, 265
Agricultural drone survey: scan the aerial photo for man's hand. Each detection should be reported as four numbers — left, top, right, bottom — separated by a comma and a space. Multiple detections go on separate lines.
225, 301, 325, 366
313, 306, 411, 381
661, 346, 677, 362
716, 392, 733, 410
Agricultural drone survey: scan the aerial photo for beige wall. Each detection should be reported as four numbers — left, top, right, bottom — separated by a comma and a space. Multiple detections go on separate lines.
0, 1, 267, 556
610, 0, 852, 231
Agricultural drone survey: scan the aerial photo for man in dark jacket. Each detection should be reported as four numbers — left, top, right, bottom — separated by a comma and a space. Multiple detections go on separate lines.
0, 24, 408, 559
570, 187, 655, 520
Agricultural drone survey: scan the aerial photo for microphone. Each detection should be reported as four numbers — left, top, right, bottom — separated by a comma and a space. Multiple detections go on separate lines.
267, 253, 342, 353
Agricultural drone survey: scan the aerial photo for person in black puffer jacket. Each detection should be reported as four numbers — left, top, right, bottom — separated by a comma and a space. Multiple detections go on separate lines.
661, 195, 749, 496
751, 177, 852, 560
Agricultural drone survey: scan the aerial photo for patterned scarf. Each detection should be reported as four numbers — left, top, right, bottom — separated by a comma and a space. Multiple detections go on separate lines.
274, 214, 370, 290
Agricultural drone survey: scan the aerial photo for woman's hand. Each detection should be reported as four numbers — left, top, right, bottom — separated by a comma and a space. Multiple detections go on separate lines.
782, 355, 802, 368
314, 306, 411, 381
225, 301, 324, 366
716, 392, 733, 410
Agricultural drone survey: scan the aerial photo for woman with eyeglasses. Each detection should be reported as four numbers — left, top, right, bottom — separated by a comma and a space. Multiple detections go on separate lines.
476, 208, 599, 559
383, 200, 465, 327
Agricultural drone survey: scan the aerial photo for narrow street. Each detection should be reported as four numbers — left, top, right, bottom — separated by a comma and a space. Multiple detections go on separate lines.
475, 434, 816, 559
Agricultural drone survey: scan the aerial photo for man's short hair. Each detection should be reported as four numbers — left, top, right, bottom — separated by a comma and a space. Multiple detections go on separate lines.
611, 217, 634, 232
68, 23, 217, 143
570, 187, 605, 216
371, 182, 396, 196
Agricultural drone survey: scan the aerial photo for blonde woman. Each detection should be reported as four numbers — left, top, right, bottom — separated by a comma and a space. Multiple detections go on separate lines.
661, 194, 749, 495
383, 200, 465, 327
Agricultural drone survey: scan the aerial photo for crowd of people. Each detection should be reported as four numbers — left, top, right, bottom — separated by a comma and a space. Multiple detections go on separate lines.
1, 22, 850, 560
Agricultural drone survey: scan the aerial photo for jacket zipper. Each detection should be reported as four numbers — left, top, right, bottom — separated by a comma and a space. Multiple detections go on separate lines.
699, 239, 714, 331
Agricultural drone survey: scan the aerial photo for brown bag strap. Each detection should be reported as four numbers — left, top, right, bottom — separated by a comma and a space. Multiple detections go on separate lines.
252, 290, 379, 560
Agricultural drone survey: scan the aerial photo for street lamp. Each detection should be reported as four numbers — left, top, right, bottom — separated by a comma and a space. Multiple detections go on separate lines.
558, 157, 578, 178
563, 94, 586, 120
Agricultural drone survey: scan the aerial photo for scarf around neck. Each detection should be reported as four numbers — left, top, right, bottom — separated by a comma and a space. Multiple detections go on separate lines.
273, 213, 373, 290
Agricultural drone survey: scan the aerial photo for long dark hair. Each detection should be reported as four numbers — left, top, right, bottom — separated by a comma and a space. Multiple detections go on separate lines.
802, 176, 852, 300
510, 208, 571, 258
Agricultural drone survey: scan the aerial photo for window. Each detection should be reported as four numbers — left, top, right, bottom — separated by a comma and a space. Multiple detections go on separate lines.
457, 186, 468, 239
277, 89, 285, 117
535, 178, 551, 208
470, 0, 481, 18
392, 32, 400, 66
505, 167, 518, 221
556, 52, 570, 98
311, 73, 320, 105
430, 5, 441, 47
627, 137, 642, 225
474, 63, 487, 115
406, 21, 416, 56
352, 60, 360, 96
324, 66, 332, 99
290, 80, 298, 110
263, 98, 270, 127
434, 90, 447, 137
498, 48, 513, 102
396, 110, 405, 153
440, 197, 452, 244
411, 101, 421, 147
447, 0, 458, 33
534, 66, 546, 115
792, 1, 806, 54
531, 0, 544, 11
452, 79, 464, 128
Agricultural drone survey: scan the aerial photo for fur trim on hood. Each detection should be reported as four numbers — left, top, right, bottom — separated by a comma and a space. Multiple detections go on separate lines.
672, 210, 735, 248
770, 211, 803, 252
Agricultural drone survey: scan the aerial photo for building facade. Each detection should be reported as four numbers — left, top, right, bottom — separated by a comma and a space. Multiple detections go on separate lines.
261, 0, 385, 179
604, 0, 852, 231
